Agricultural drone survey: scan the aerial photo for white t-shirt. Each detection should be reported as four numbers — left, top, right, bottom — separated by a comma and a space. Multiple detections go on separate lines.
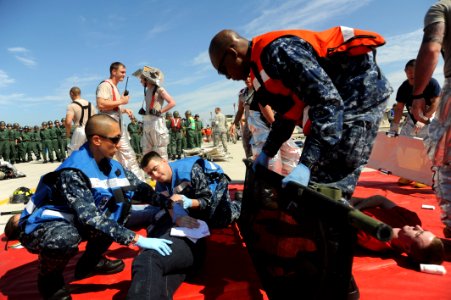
96, 79, 121, 119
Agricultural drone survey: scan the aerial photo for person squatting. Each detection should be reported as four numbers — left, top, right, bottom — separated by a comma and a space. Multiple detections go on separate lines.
18, 114, 178, 299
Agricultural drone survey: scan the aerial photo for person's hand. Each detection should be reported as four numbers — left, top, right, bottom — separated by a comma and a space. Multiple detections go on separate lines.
411, 98, 430, 124
135, 236, 173, 256
253, 152, 269, 172
170, 194, 193, 209
180, 195, 193, 209
229, 123, 236, 135
122, 108, 134, 119
121, 94, 130, 105
175, 215, 200, 228
281, 163, 310, 188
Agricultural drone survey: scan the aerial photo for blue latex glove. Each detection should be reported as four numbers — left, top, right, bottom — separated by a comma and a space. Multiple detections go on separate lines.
172, 202, 188, 222
180, 195, 193, 210
135, 236, 173, 256
281, 163, 310, 188
253, 152, 269, 172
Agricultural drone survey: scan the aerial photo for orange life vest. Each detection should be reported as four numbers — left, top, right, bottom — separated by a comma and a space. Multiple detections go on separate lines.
171, 117, 182, 129
250, 26, 385, 135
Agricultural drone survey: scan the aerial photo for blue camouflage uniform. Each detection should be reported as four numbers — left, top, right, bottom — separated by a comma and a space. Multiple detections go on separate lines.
257, 36, 392, 199
19, 143, 161, 282
156, 156, 241, 228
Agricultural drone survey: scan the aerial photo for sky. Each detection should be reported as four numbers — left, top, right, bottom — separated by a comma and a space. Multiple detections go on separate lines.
0, 0, 443, 127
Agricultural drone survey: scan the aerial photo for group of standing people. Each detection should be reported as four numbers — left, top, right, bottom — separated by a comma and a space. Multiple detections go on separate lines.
0, 120, 69, 165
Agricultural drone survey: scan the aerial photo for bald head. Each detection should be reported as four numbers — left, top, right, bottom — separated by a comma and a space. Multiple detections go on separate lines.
209, 30, 250, 80
85, 114, 119, 139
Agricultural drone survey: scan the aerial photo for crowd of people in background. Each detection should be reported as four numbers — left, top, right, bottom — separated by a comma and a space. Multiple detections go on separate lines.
0, 119, 69, 164
0, 110, 237, 166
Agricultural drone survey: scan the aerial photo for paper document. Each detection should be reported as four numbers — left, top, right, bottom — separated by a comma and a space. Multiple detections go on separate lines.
170, 219, 210, 243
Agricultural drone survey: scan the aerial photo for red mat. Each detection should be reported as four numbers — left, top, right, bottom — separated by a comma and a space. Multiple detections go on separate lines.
352, 171, 451, 300
0, 173, 450, 299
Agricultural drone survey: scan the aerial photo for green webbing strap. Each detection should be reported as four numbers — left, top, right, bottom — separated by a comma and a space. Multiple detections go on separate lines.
309, 183, 342, 200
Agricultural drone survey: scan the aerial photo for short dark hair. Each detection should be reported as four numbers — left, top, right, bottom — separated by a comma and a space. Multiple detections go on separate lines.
5, 215, 20, 240
70, 86, 81, 96
140, 151, 163, 169
410, 237, 445, 265
110, 62, 125, 74
405, 59, 416, 70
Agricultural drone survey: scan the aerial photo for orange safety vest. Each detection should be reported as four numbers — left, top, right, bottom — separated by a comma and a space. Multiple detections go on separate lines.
250, 26, 385, 135
171, 117, 182, 129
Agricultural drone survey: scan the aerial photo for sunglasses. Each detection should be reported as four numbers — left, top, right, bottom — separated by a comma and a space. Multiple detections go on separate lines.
96, 134, 122, 144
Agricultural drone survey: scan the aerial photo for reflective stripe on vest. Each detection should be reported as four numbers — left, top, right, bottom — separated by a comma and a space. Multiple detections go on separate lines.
250, 26, 385, 135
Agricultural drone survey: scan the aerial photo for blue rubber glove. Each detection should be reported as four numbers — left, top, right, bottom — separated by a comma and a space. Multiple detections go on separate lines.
253, 152, 269, 172
180, 195, 193, 210
135, 236, 173, 256
281, 163, 310, 188
172, 202, 188, 222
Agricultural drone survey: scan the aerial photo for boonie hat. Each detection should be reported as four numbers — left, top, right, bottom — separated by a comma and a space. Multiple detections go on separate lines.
133, 66, 164, 86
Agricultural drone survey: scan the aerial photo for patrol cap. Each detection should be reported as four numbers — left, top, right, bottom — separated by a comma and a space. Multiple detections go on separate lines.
133, 66, 164, 86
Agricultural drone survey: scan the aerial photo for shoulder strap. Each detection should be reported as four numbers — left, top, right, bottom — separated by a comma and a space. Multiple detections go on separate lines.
72, 100, 93, 126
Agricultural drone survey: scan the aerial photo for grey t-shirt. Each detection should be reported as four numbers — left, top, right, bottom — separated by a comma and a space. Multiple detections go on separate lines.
425, 0, 451, 77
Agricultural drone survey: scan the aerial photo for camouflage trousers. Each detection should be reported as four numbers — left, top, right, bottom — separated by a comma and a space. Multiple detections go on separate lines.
20, 220, 113, 275
305, 101, 387, 199
426, 78, 451, 228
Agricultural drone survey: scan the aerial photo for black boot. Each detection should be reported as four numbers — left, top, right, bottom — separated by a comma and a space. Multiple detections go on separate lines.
347, 275, 360, 300
38, 272, 71, 300
74, 255, 124, 280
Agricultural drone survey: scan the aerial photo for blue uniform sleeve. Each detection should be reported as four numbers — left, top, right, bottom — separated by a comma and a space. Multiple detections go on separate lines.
190, 163, 213, 210
57, 169, 136, 245
260, 36, 344, 167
